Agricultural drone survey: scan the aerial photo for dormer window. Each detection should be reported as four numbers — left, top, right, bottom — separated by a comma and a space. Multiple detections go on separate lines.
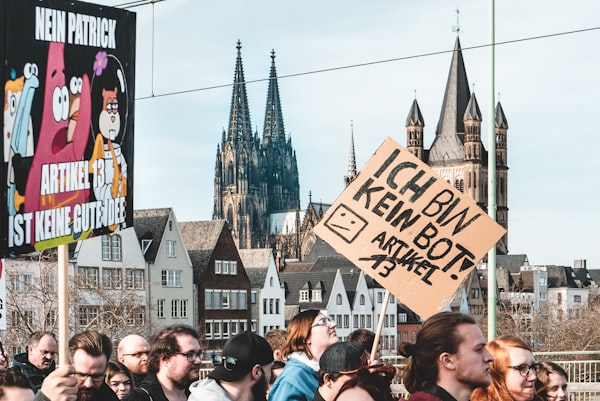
299, 290, 309, 302
141, 239, 152, 254
312, 289, 322, 302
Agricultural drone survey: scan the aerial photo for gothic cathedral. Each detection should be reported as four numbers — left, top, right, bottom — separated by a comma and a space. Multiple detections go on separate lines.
213, 41, 300, 249
404, 37, 509, 253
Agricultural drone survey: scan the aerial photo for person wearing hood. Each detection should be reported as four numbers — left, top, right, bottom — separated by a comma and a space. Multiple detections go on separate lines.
11, 332, 57, 393
188, 331, 273, 401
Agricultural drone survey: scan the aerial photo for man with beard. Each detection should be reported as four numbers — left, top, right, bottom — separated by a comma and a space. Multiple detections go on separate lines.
188, 331, 274, 401
398, 312, 495, 401
69, 331, 118, 401
123, 325, 202, 401
10, 332, 57, 392
117, 335, 150, 386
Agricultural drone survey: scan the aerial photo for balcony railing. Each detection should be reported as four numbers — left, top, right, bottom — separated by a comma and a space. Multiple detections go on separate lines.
199, 351, 600, 401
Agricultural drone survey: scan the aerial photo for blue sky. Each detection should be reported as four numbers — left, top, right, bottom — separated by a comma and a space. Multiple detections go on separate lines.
98, 0, 600, 268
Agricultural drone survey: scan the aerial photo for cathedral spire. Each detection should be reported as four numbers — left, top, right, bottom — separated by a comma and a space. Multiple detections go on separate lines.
263, 49, 286, 146
228, 40, 253, 142
344, 121, 357, 186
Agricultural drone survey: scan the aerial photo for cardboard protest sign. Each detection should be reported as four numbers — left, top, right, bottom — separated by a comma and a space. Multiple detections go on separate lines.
314, 137, 506, 319
0, 0, 135, 255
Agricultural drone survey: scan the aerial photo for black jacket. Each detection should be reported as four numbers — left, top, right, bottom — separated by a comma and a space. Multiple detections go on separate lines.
10, 352, 56, 393
33, 382, 119, 401
122, 373, 169, 401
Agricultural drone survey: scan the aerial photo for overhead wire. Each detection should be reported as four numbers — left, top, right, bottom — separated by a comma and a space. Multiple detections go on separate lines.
135, 26, 600, 101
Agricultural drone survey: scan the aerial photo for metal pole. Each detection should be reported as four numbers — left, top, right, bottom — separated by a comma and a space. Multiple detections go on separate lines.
487, 0, 497, 341
58, 244, 69, 365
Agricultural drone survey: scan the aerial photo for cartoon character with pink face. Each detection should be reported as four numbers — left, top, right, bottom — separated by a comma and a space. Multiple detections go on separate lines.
23, 42, 92, 245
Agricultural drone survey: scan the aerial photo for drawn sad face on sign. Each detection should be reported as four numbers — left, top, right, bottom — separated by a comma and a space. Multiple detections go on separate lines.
323, 204, 368, 243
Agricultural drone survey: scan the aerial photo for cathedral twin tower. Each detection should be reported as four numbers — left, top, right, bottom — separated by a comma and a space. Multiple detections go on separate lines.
213, 41, 300, 250
214, 37, 509, 255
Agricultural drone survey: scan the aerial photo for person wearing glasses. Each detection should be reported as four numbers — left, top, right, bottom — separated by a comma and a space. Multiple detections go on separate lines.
10, 332, 57, 393
188, 331, 274, 401
105, 361, 134, 400
535, 362, 568, 401
268, 310, 339, 401
472, 336, 541, 401
68, 330, 118, 401
117, 335, 150, 386
399, 312, 494, 401
123, 325, 202, 401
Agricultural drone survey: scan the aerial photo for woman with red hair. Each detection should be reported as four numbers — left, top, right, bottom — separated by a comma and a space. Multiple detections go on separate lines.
472, 336, 541, 401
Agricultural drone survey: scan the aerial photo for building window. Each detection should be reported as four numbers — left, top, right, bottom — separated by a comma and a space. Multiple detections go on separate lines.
353, 315, 358, 327
275, 299, 280, 314
223, 261, 230, 274
222, 291, 230, 309
172, 300, 179, 318
539, 277, 547, 286
222, 321, 229, 338
205, 321, 212, 339
312, 289, 322, 302
102, 234, 122, 261
230, 261, 237, 275
213, 320, 221, 338
10, 273, 33, 293
360, 295, 365, 305
161, 270, 182, 287
360, 315, 365, 328
231, 321, 238, 335
251, 291, 257, 304
180, 299, 188, 318
45, 310, 56, 327
215, 261, 222, 274
540, 293, 547, 301
398, 313, 407, 323
157, 299, 165, 318
471, 288, 480, 299
166, 240, 176, 257
344, 315, 349, 328
574, 295, 582, 303
77, 267, 99, 288
239, 291, 247, 310
299, 290, 309, 302
205, 290, 213, 309
251, 320, 257, 332
231, 291, 238, 309
336, 294, 342, 305
270, 277, 274, 287
126, 269, 145, 289
79, 306, 99, 327
213, 290, 222, 308
377, 292, 383, 303
102, 268, 122, 289
367, 315, 372, 328
263, 299, 268, 314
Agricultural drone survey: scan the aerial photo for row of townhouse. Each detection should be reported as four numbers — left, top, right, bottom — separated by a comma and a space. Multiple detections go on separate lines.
2, 207, 408, 355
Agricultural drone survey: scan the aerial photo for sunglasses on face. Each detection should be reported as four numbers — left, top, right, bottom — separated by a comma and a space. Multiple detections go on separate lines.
212, 355, 239, 370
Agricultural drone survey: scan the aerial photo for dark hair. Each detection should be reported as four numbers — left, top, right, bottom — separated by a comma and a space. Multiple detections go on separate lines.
280, 309, 321, 360
69, 331, 112, 362
147, 325, 201, 374
398, 311, 477, 393
270, 360, 286, 385
106, 360, 134, 385
28, 331, 57, 347
333, 364, 396, 401
348, 329, 375, 354
0, 370, 33, 398
535, 361, 568, 401
472, 336, 541, 401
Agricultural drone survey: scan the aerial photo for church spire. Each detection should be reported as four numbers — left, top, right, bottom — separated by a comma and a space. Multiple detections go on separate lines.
228, 40, 253, 142
344, 122, 357, 186
435, 37, 471, 138
263, 49, 286, 146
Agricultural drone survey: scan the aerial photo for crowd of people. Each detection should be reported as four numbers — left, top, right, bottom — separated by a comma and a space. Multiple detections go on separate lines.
0, 311, 570, 401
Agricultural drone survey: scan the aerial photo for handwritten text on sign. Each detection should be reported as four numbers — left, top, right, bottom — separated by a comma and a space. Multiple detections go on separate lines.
314, 137, 506, 318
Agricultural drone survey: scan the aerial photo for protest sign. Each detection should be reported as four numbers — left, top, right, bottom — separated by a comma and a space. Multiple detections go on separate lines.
314, 137, 506, 318
0, 0, 136, 255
